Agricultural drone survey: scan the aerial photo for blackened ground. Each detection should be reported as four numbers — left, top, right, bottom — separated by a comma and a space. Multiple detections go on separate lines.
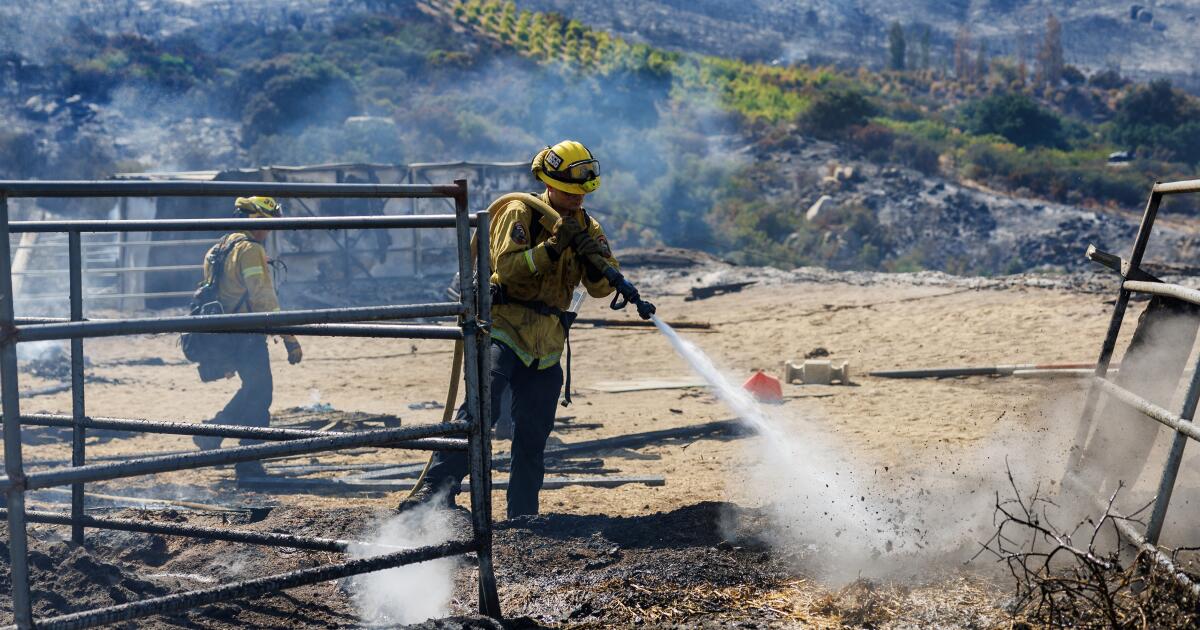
0, 501, 1004, 628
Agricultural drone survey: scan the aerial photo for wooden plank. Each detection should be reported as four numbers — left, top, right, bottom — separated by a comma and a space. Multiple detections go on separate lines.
584, 378, 707, 393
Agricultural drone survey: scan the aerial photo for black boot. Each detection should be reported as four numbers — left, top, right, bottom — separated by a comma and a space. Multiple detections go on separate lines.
395, 481, 455, 513
234, 459, 267, 482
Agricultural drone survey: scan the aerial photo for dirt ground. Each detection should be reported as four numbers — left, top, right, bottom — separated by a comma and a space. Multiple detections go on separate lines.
2, 259, 1185, 627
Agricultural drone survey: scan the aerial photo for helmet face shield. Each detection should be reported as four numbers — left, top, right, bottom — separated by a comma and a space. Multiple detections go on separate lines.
546, 158, 600, 184
564, 159, 600, 183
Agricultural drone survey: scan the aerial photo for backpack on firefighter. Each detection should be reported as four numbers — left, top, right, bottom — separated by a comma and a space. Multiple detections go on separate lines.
180, 234, 251, 382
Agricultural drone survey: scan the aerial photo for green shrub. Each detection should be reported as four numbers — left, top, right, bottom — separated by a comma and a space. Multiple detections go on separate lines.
240, 56, 358, 143
799, 88, 876, 138
963, 92, 1067, 149
1110, 79, 1200, 164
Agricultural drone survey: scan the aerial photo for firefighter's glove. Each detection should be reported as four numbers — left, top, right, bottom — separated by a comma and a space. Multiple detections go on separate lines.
546, 216, 585, 260
282, 335, 303, 365
570, 231, 604, 261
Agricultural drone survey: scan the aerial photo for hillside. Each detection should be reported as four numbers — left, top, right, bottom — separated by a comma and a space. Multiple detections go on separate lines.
511, 0, 1200, 91
0, 0, 1198, 274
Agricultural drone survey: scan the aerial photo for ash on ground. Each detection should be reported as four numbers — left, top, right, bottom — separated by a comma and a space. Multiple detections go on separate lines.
0, 502, 1003, 628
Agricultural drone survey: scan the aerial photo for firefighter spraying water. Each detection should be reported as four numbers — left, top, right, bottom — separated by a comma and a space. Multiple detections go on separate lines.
400, 140, 656, 518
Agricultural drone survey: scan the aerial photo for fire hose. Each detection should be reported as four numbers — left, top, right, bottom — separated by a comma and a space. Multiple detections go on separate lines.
406, 193, 656, 498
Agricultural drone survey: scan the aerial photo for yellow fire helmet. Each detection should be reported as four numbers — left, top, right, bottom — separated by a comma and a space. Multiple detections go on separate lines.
234, 196, 283, 219
531, 140, 601, 195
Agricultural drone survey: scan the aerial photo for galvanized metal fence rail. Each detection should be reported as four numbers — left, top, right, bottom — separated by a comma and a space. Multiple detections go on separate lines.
0, 180, 500, 628
1065, 177, 1200, 594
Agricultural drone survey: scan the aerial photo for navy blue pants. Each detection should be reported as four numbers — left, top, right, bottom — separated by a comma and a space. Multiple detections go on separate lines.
213, 334, 273, 445
425, 341, 563, 518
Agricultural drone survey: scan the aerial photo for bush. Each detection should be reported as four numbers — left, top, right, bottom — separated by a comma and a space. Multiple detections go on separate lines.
893, 135, 941, 175
960, 141, 1155, 210
799, 88, 876, 138
1110, 79, 1200, 164
849, 123, 895, 161
964, 93, 1067, 149
240, 56, 359, 143
1088, 68, 1128, 90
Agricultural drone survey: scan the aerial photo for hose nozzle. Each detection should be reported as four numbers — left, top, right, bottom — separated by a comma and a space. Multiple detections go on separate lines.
603, 267, 656, 320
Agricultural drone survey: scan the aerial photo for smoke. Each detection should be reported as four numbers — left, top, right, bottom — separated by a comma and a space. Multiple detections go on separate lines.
1, 0, 750, 257
346, 492, 464, 625
16, 340, 68, 364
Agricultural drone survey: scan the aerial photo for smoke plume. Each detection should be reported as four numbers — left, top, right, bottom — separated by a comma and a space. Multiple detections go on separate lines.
346, 491, 463, 625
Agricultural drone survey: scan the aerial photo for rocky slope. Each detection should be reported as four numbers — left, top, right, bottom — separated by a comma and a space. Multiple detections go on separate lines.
512, 0, 1200, 91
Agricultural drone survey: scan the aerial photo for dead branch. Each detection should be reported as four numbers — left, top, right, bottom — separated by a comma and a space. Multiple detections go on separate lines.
975, 462, 1200, 628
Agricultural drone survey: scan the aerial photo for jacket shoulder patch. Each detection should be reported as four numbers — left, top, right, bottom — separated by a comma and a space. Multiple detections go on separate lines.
511, 222, 529, 245
597, 234, 612, 257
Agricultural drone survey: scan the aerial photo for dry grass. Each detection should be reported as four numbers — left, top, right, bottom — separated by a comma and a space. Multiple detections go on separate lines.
569, 574, 1004, 628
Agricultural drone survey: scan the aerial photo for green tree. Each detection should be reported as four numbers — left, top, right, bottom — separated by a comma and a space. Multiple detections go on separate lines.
799, 88, 876, 137
964, 93, 1066, 149
240, 57, 358, 143
1110, 79, 1200, 163
887, 21, 906, 71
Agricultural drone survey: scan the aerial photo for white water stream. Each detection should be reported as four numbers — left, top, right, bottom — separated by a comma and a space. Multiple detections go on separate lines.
651, 315, 894, 563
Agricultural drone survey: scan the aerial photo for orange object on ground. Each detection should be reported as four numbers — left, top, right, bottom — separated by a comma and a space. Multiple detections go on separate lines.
743, 371, 783, 403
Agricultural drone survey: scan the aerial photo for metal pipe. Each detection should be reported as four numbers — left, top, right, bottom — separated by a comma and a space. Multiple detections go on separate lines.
9, 302, 464, 342
257, 323, 463, 340
869, 363, 1108, 379
12, 264, 201, 276
0, 194, 34, 628
0, 180, 461, 199
19, 414, 468, 451
455, 184, 490, 618
1092, 377, 1200, 442
9, 214, 477, 234
1066, 191, 1161, 475
1153, 179, 1200, 195
1, 509, 399, 553
68, 230, 86, 544
17, 540, 476, 630
18, 422, 470, 490
8, 320, 463, 340
1145, 351, 1200, 545
16, 290, 195, 303
1124, 280, 1200, 306
472, 208, 501, 616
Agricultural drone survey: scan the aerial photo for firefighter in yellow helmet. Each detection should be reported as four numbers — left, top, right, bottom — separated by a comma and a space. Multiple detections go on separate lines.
403, 140, 618, 517
193, 196, 303, 480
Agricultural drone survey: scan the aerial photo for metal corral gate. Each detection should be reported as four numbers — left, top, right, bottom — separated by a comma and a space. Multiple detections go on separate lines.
1065, 177, 1200, 595
0, 180, 500, 628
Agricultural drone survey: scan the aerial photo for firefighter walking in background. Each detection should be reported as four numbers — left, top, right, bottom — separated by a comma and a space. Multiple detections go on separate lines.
192, 196, 303, 480
401, 140, 618, 518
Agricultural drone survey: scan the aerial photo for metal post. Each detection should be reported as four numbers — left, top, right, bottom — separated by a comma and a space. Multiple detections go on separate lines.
453, 181, 497, 617
473, 209, 500, 615
1066, 192, 1162, 474
116, 198, 127, 310
1145, 351, 1200, 545
412, 169, 423, 278
68, 230, 85, 544
0, 194, 34, 628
